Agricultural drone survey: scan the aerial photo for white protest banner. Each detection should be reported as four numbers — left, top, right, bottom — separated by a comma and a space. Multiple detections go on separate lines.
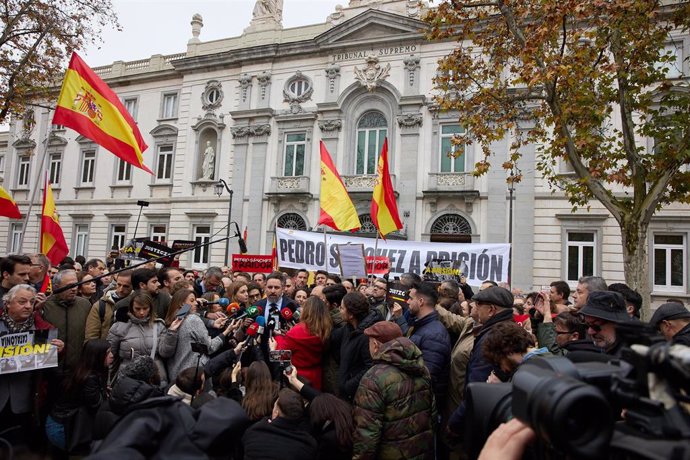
336, 244, 367, 279
276, 228, 510, 286
0, 328, 59, 375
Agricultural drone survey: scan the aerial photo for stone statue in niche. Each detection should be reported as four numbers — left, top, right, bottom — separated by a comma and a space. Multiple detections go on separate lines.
201, 141, 215, 179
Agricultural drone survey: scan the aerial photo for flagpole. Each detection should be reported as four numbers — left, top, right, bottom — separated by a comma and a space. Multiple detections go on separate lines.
17, 127, 51, 253
370, 231, 380, 284
323, 226, 328, 274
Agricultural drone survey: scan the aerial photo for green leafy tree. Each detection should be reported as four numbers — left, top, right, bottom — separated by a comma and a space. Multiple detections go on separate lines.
0, 0, 119, 124
425, 0, 690, 316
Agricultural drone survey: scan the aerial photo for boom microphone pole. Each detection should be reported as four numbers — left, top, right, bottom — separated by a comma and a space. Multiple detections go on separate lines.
51, 235, 231, 295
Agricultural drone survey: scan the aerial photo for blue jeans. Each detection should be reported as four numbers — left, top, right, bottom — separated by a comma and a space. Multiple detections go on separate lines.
45, 415, 66, 450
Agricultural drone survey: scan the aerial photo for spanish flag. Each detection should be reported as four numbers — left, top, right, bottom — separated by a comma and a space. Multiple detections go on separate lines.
41, 174, 69, 266
52, 52, 152, 174
0, 185, 21, 219
317, 141, 361, 232
370, 138, 402, 238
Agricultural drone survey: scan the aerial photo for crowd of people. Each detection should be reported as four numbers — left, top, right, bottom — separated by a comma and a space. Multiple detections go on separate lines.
1, 252, 689, 459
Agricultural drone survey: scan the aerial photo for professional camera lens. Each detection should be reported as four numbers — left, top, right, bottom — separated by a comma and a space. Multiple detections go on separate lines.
464, 382, 513, 459
513, 371, 613, 458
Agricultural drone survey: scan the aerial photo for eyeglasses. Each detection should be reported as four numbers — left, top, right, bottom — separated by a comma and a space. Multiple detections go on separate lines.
585, 321, 606, 333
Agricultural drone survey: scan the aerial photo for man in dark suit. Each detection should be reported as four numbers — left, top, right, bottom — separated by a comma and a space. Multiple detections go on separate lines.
255, 272, 298, 368
256, 271, 299, 331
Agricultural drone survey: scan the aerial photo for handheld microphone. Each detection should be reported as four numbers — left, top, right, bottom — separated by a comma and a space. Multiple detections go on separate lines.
280, 307, 293, 321
234, 222, 248, 254
226, 302, 241, 315
255, 315, 266, 335
292, 309, 301, 322
246, 305, 262, 319
205, 298, 230, 308
246, 321, 259, 346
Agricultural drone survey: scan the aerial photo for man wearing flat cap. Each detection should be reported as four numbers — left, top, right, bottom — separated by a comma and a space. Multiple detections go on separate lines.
579, 290, 630, 356
352, 321, 435, 460
649, 302, 690, 346
447, 286, 514, 436
465, 286, 515, 384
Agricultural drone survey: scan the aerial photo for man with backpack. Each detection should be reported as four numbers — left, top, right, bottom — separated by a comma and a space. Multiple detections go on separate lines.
84, 270, 133, 341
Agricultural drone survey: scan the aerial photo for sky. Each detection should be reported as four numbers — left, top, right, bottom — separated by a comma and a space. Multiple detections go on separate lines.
84, 0, 343, 66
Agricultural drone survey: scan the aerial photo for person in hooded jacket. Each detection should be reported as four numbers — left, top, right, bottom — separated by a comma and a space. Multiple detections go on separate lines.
92, 355, 165, 441
107, 290, 181, 387
330, 292, 383, 401
352, 321, 435, 460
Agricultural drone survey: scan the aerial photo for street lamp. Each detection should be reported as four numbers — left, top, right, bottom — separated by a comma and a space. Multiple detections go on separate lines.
214, 179, 233, 266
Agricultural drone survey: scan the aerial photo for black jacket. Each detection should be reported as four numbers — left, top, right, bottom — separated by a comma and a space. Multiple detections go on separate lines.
407, 310, 451, 405
242, 416, 317, 460
331, 309, 383, 401
465, 308, 514, 387
89, 396, 250, 459
673, 322, 690, 347
93, 376, 164, 440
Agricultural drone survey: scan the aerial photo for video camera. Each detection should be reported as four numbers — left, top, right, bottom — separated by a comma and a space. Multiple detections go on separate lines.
464, 323, 690, 460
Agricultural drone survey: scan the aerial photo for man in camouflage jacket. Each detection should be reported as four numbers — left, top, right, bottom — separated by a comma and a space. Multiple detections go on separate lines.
352, 321, 435, 460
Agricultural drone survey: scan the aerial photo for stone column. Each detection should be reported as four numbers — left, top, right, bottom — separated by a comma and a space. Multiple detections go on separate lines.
396, 111, 423, 238
247, 123, 272, 251
511, 131, 536, 289
229, 125, 251, 239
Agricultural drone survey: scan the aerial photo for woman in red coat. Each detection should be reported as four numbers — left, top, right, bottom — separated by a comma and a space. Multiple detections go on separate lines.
272, 296, 332, 390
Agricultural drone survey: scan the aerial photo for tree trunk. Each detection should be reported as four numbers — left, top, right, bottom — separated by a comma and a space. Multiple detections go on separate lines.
620, 219, 651, 320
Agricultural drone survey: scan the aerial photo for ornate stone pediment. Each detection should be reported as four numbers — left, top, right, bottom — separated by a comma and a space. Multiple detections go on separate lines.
314, 9, 426, 48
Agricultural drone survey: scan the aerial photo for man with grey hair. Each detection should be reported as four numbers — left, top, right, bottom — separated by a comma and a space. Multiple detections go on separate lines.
193, 266, 225, 298
29, 253, 50, 292
571, 275, 608, 312
41, 269, 91, 373
0, 284, 63, 448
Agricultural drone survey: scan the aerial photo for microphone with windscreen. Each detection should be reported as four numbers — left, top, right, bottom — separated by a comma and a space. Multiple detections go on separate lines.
280, 307, 293, 321
204, 297, 229, 308
226, 302, 241, 316
246, 321, 259, 346
234, 222, 248, 254
255, 315, 266, 335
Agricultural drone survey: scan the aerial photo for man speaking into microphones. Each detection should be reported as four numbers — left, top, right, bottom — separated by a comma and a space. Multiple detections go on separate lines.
255, 272, 298, 366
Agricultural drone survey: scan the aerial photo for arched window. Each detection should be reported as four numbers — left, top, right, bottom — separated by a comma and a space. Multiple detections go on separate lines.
355, 214, 378, 234
431, 214, 472, 235
356, 111, 387, 175
277, 213, 307, 231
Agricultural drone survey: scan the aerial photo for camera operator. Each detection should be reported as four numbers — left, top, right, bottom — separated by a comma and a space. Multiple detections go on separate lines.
649, 302, 690, 346
579, 290, 631, 356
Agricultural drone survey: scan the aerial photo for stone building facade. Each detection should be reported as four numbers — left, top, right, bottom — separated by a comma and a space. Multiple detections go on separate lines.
0, 0, 688, 303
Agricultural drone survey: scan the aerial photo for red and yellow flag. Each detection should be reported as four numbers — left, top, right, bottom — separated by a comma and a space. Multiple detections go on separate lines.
317, 141, 361, 232
271, 234, 278, 271
0, 185, 21, 219
370, 138, 402, 238
41, 174, 69, 266
52, 52, 152, 174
